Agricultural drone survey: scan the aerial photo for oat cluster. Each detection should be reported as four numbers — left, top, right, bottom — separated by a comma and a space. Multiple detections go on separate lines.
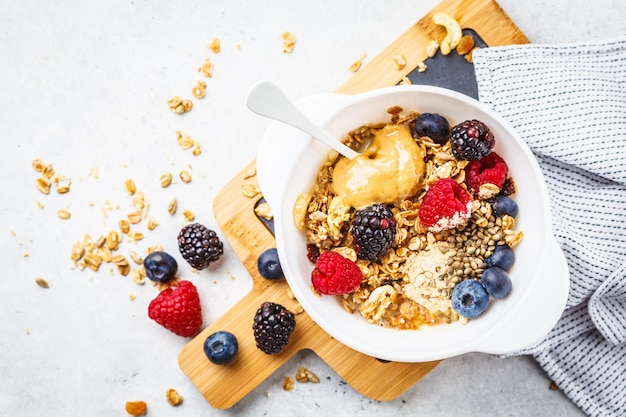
296, 109, 523, 329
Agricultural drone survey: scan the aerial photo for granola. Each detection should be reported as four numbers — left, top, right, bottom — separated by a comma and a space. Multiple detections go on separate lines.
297, 109, 522, 330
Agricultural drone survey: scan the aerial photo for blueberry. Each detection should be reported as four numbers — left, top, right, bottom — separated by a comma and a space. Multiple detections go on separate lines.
143, 251, 178, 283
486, 245, 515, 270
491, 195, 519, 218
414, 113, 451, 145
203, 331, 238, 365
451, 279, 490, 319
481, 267, 512, 299
257, 248, 284, 280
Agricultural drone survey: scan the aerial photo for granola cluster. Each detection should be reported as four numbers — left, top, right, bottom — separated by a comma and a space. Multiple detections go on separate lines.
296, 110, 523, 329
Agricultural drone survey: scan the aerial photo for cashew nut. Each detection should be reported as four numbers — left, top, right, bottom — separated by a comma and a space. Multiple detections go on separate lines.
432, 12, 462, 56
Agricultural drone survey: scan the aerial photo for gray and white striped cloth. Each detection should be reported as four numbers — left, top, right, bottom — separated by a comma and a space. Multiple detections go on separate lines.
473, 36, 626, 417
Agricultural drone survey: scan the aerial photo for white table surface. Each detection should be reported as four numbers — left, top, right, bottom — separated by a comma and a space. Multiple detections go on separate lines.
2, 1, 625, 416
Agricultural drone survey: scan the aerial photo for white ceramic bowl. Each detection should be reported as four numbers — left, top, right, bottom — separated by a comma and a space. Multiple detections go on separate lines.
255, 84, 569, 362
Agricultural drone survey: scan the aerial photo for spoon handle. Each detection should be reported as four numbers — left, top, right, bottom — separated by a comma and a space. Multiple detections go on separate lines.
247, 81, 359, 160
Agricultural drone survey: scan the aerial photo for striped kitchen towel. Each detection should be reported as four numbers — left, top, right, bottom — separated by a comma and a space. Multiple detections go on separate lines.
473, 36, 626, 417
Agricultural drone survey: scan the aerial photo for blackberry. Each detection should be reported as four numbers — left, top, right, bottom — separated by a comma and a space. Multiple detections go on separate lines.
351, 204, 396, 261
177, 223, 224, 270
252, 302, 296, 354
450, 119, 495, 161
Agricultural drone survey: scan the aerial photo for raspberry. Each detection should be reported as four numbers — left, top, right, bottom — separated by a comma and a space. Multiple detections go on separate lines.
252, 302, 296, 354
311, 251, 362, 295
450, 119, 495, 160
351, 204, 396, 261
418, 178, 472, 232
465, 152, 509, 200
148, 280, 202, 337
177, 223, 224, 270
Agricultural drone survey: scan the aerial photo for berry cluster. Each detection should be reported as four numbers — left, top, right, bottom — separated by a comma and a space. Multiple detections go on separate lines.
414, 117, 519, 319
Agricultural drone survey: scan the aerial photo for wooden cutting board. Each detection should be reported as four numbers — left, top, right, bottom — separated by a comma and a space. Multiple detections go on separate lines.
178, 0, 529, 409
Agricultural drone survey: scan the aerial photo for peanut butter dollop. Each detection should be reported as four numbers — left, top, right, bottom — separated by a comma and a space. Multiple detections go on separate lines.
332, 124, 425, 209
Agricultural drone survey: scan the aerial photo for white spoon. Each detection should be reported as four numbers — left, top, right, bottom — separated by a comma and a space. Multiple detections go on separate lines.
246, 81, 359, 160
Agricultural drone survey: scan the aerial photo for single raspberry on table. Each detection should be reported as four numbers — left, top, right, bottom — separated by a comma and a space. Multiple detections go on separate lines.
148, 280, 202, 337
418, 178, 473, 232
311, 251, 362, 295
465, 152, 509, 200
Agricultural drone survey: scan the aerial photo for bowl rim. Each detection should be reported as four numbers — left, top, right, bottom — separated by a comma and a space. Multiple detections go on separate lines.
255, 84, 570, 362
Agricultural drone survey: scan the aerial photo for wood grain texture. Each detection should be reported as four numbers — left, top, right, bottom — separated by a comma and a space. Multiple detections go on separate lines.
178, 0, 528, 409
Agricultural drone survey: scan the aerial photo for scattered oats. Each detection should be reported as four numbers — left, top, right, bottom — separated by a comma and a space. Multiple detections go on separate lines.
32, 158, 45, 172
208, 38, 221, 53
198, 57, 214, 77
132, 192, 146, 210
146, 217, 159, 230
127, 230, 144, 241
128, 250, 143, 265
23, 252, 29, 257
146, 244, 162, 254
167, 198, 177, 215
417, 61, 427, 72
35, 277, 49, 288
254, 202, 273, 220
71, 241, 85, 261
129, 294, 136, 301
166, 388, 183, 406
282, 31, 296, 53
57, 208, 71, 220
131, 268, 146, 285
36, 200, 44, 209
183, 209, 195, 222
119, 219, 131, 234
426, 40, 440, 57
82, 253, 102, 271
127, 210, 142, 225
97, 246, 113, 263
242, 168, 256, 179
167, 96, 193, 114
55, 178, 71, 194
192, 141, 202, 156
25, 327, 30, 335
93, 235, 106, 249
295, 366, 320, 383
106, 230, 120, 251
42, 164, 55, 179
348, 50, 366, 72
282, 375, 295, 391
176, 131, 195, 149
124, 179, 136, 196
112, 254, 130, 276
160, 172, 172, 188
392, 54, 406, 70
125, 401, 147, 417
179, 170, 192, 183
241, 183, 260, 198
36, 177, 51, 194
399, 76, 412, 85
192, 80, 207, 98
237, 44, 242, 51
88, 165, 99, 179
